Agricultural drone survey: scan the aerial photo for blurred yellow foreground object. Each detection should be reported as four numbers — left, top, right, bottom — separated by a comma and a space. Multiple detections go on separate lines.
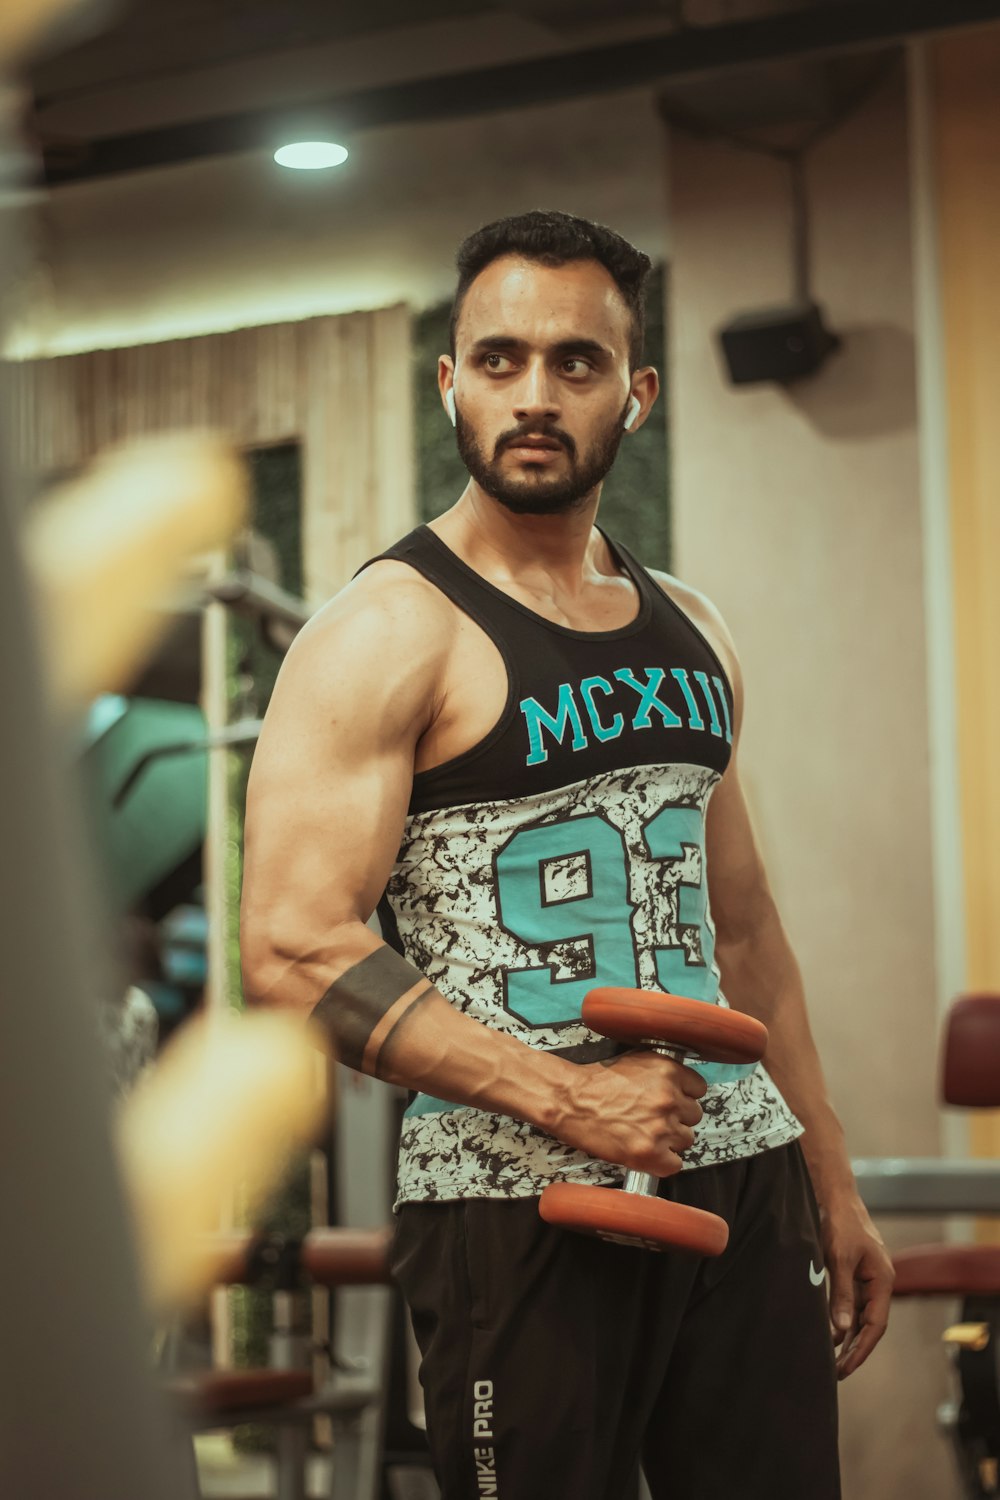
0, 0, 81, 64
117, 1010, 327, 1309
24, 433, 247, 707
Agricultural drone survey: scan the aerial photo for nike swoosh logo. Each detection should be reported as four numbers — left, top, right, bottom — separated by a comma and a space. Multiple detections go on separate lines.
809, 1260, 826, 1287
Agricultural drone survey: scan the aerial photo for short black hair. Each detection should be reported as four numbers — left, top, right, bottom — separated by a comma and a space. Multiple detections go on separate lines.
449, 209, 653, 371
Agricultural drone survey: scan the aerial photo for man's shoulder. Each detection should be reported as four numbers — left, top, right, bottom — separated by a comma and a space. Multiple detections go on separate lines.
643, 565, 730, 640
287, 551, 454, 679
349, 553, 450, 609
326, 548, 452, 622
642, 563, 740, 685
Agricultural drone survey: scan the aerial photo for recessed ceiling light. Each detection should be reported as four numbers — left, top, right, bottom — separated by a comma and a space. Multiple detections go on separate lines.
274, 141, 349, 171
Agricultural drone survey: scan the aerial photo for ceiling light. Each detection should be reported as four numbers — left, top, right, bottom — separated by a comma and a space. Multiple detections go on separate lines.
274, 141, 349, 171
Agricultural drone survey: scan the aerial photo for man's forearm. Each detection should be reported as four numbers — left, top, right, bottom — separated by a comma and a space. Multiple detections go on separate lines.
243, 922, 713, 1182
242, 924, 579, 1137
715, 911, 857, 1207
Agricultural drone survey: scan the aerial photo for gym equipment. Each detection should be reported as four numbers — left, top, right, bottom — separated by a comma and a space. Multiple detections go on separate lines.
879, 993, 1000, 1500
163, 1224, 394, 1500
206, 569, 309, 656
944, 995, 1000, 1108
893, 1253, 1000, 1500
540, 987, 767, 1253
81, 697, 210, 913
160, 1061, 404, 1500
78, 567, 308, 920
853, 996, 1000, 1217
851, 1157, 1000, 1215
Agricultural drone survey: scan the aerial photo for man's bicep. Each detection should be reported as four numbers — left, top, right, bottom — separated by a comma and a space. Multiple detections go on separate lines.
244, 741, 412, 938
240, 595, 435, 987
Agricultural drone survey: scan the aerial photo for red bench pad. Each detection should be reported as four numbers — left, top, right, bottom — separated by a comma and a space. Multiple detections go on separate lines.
943, 994, 1000, 1107
301, 1226, 393, 1286
893, 1244, 1000, 1297
166, 1368, 313, 1418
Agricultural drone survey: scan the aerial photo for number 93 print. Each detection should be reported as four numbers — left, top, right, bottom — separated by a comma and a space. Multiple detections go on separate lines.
493, 805, 755, 1088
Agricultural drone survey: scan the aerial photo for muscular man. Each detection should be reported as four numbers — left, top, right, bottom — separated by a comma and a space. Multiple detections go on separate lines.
241, 210, 893, 1499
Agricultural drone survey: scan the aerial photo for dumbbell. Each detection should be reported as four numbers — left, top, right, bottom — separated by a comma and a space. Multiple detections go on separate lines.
539, 988, 768, 1254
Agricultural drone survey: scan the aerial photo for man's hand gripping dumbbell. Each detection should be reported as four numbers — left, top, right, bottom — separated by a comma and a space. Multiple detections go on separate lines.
541, 988, 768, 1253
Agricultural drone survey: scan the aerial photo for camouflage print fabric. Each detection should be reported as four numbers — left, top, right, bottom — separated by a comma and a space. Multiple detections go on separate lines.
384, 762, 800, 1207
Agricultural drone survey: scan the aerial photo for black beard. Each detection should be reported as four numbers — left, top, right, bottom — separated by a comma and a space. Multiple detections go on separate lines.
455, 403, 629, 516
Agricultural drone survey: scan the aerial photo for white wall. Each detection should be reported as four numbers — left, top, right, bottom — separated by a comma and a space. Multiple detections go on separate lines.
668, 66, 957, 1500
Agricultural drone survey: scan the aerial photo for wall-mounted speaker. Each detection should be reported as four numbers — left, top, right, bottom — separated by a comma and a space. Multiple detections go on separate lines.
716, 301, 841, 386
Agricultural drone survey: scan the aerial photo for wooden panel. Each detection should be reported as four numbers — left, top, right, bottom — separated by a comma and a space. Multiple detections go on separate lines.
335, 311, 377, 590
300, 314, 346, 606
8, 306, 416, 602
255, 321, 299, 442
371, 302, 416, 561
932, 26, 1000, 1156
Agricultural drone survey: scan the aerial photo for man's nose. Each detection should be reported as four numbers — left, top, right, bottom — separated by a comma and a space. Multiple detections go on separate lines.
512, 363, 560, 424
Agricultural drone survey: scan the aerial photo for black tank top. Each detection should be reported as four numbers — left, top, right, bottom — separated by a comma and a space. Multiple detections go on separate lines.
362, 524, 734, 815
357, 524, 800, 1206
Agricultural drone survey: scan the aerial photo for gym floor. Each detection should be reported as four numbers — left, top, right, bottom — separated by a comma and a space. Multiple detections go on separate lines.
194, 1434, 442, 1500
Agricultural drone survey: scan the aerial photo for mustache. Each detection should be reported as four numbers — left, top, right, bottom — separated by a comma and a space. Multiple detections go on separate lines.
494, 425, 576, 460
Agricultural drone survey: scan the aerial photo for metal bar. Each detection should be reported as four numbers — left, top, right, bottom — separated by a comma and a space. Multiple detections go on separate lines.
200, 556, 233, 1376
110, 718, 263, 808
204, 569, 311, 632
271, 1291, 309, 1500
623, 1170, 659, 1196
852, 1158, 1000, 1215
44, 0, 1000, 186
328, 1070, 396, 1500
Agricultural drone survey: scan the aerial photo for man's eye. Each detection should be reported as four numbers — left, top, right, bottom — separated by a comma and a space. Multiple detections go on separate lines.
563, 359, 592, 376
484, 353, 511, 371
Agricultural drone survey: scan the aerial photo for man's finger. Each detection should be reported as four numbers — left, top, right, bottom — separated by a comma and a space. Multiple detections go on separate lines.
836, 1310, 889, 1379
827, 1258, 856, 1344
836, 1275, 893, 1379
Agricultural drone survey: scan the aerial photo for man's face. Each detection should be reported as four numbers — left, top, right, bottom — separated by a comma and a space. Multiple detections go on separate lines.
447, 256, 636, 516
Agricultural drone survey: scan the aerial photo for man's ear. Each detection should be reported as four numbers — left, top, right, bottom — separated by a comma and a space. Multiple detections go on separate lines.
438, 355, 456, 425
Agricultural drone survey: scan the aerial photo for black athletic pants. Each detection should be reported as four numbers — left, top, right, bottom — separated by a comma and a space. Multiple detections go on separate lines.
391, 1143, 840, 1500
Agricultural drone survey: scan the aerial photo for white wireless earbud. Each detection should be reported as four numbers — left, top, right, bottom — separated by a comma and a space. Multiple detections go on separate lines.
624, 395, 641, 431
445, 388, 457, 427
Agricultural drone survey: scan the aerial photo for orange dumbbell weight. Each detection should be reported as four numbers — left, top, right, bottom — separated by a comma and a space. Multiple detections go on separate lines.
539, 988, 767, 1255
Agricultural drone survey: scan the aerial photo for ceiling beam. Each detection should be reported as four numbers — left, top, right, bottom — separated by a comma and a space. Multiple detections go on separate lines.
43, 0, 1000, 186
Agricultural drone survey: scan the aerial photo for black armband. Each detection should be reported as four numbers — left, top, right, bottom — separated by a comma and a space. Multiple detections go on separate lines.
310, 946, 433, 1074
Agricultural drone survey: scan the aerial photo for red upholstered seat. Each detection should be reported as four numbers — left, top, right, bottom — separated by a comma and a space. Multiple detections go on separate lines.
943, 994, 1000, 1107
300, 1226, 393, 1286
893, 1244, 1000, 1298
165, 1368, 313, 1419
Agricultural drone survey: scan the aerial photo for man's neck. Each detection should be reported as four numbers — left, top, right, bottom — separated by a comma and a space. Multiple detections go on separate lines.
430, 482, 615, 591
